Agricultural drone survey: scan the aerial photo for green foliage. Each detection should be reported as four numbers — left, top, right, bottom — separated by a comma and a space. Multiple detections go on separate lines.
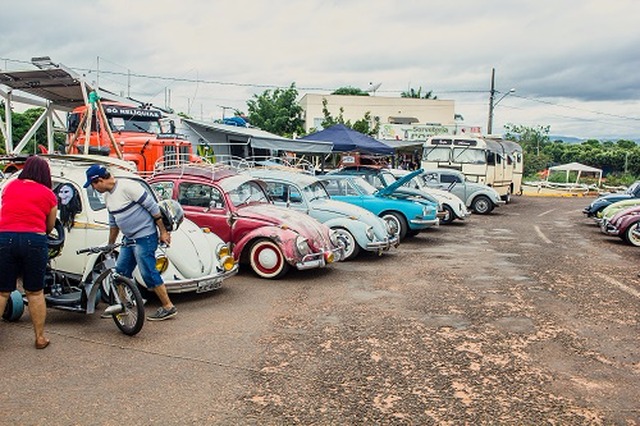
332, 86, 370, 96
504, 123, 550, 156
246, 83, 305, 138
400, 87, 437, 99
507, 122, 640, 184
319, 98, 379, 136
0, 103, 65, 154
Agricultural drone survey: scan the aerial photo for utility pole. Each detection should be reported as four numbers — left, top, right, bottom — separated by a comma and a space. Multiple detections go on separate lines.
487, 68, 496, 135
487, 68, 515, 135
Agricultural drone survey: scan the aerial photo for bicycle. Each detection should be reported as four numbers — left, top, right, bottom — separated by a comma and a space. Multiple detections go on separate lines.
76, 242, 145, 335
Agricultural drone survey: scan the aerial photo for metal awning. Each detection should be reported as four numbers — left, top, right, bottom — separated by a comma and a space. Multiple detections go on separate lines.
378, 139, 423, 150
0, 61, 125, 111
0, 66, 90, 110
183, 119, 334, 154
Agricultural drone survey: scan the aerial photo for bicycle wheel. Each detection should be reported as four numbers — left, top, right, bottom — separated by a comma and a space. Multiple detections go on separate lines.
108, 275, 145, 336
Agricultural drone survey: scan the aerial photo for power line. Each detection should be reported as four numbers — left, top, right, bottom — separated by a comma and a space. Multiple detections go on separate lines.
1, 56, 639, 132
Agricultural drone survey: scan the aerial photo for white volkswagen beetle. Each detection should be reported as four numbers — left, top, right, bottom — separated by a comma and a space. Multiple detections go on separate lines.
1, 155, 238, 294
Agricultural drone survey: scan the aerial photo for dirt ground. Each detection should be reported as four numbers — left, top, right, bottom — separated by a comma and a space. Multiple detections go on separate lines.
1, 195, 639, 425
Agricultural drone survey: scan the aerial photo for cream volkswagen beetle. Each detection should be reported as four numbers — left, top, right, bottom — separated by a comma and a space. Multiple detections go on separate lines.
2, 155, 238, 294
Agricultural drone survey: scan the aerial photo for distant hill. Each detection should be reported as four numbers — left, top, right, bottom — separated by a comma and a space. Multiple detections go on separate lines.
549, 135, 640, 144
549, 135, 584, 143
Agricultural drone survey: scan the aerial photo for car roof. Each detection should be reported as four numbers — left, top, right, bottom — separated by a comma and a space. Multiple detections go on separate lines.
151, 164, 237, 182
46, 155, 139, 183
247, 168, 319, 186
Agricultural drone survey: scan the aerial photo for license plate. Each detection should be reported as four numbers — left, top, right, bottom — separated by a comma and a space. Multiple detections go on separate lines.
196, 279, 221, 293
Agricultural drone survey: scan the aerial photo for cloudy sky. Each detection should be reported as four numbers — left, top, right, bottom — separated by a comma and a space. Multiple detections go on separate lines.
1, 0, 639, 140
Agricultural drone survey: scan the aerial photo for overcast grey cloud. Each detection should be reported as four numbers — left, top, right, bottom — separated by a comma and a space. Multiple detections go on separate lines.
1, 0, 639, 139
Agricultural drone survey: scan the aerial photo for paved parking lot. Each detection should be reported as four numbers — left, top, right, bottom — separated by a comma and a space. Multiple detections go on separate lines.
2, 195, 639, 424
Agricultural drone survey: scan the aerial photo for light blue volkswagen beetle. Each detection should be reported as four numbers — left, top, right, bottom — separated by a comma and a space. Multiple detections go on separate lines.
316, 173, 439, 241
244, 168, 399, 260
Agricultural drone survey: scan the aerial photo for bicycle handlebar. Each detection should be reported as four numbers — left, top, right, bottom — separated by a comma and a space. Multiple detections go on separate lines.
76, 243, 122, 255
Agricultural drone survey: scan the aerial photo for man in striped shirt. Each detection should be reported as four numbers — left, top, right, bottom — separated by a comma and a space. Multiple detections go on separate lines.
84, 164, 177, 321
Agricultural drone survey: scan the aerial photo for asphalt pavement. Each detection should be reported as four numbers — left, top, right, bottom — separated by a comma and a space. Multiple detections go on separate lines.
1, 195, 639, 424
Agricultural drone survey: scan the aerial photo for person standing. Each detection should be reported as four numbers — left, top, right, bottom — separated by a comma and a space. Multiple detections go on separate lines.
83, 164, 177, 321
0, 156, 57, 349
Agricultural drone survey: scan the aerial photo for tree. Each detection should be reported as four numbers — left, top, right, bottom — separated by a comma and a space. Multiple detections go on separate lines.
400, 86, 437, 99
246, 83, 305, 138
332, 86, 369, 96
319, 98, 379, 137
504, 123, 550, 156
0, 103, 65, 154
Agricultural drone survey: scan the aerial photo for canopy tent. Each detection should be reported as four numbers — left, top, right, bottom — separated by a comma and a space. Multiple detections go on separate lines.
299, 124, 394, 155
181, 119, 334, 154
547, 162, 603, 186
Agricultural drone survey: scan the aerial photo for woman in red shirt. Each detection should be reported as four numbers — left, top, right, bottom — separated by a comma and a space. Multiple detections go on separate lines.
0, 156, 57, 349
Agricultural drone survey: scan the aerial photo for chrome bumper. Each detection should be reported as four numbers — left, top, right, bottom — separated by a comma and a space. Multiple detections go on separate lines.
296, 246, 343, 270
410, 218, 439, 227
365, 235, 400, 252
163, 265, 239, 294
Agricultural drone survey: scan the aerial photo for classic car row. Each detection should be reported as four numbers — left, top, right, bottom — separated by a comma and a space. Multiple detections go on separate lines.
0, 156, 510, 299
584, 181, 640, 246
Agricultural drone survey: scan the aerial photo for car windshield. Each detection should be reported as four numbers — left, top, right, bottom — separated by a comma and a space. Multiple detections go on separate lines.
108, 116, 161, 134
379, 171, 397, 186
303, 181, 330, 201
351, 176, 377, 195
228, 180, 270, 207
626, 182, 640, 195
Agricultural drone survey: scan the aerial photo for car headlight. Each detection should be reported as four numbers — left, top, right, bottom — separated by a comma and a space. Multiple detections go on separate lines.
365, 226, 374, 241
155, 255, 169, 274
422, 206, 432, 216
221, 255, 235, 272
296, 235, 310, 256
216, 244, 235, 271
217, 243, 231, 258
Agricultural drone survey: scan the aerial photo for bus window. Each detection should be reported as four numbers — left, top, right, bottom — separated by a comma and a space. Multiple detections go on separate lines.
453, 147, 485, 164
487, 151, 496, 166
423, 146, 451, 162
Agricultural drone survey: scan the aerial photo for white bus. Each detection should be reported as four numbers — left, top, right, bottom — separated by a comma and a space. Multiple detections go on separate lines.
421, 135, 523, 201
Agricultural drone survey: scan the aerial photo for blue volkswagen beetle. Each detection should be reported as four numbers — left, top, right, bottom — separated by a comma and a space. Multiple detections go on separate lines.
244, 168, 399, 260
583, 181, 640, 218
317, 174, 439, 240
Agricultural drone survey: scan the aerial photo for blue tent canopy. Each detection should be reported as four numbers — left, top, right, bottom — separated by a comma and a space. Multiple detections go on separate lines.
300, 124, 394, 155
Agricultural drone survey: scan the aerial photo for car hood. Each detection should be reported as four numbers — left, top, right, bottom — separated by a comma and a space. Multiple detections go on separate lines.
376, 169, 424, 196
598, 194, 633, 203
237, 203, 329, 240
591, 194, 632, 209
163, 219, 217, 277
611, 205, 640, 225
310, 198, 381, 222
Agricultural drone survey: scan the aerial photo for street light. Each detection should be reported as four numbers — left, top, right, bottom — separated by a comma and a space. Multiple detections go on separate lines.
487, 67, 515, 135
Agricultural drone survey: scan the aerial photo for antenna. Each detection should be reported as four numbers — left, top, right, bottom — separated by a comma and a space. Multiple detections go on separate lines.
366, 82, 382, 96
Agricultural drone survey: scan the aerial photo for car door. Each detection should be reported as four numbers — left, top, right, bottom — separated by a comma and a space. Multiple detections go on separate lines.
439, 172, 467, 201
176, 181, 232, 242
264, 180, 308, 214
50, 178, 107, 276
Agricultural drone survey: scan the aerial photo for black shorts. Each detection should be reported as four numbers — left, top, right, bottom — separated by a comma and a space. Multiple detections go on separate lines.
0, 232, 48, 292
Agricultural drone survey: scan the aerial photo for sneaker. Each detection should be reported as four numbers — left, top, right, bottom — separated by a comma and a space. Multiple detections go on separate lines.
147, 306, 177, 321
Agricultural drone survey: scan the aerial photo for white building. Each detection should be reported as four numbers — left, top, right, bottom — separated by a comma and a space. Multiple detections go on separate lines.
298, 93, 468, 143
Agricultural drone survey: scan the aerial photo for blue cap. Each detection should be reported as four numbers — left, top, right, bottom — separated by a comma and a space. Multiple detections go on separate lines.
83, 164, 109, 188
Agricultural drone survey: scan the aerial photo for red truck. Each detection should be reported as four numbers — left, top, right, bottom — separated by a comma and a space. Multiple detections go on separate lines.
66, 102, 197, 174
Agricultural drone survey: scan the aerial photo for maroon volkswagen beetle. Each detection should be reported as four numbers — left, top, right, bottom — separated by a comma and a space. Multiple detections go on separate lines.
603, 205, 640, 246
148, 165, 343, 279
